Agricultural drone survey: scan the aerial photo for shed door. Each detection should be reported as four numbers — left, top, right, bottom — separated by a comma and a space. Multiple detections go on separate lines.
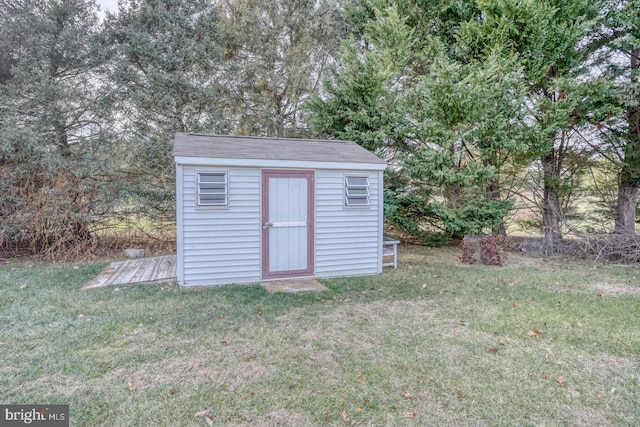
262, 170, 314, 279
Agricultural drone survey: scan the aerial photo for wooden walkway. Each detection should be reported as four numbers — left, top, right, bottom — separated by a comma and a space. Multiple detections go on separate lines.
84, 255, 177, 289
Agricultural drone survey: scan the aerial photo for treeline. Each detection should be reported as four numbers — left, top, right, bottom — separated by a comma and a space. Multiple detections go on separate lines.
0, 0, 344, 257
309, 0, 640, 254
0, 0, 638, 258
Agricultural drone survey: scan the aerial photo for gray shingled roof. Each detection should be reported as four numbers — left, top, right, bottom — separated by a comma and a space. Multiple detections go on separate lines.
172, 133, 386, 165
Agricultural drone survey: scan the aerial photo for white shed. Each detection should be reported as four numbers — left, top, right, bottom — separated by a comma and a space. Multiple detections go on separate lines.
172, 133, 387, 286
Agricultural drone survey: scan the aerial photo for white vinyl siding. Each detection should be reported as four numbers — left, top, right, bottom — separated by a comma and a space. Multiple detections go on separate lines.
197, 171, 227, 207
176, 158, 384, 286
315, 170, 381, 277
344, 175, 370, 207
180, 167, 261, 286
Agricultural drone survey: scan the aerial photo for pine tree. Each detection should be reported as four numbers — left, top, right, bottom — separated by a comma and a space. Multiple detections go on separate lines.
217, 0, 346, 137
608, 0, 640, 234
106, 0, 230, 223
0, 0, 114, 255
443, 0, 607, 252
307, 1, 526, 239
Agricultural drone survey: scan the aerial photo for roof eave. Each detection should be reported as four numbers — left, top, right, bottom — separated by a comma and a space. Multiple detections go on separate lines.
174, 156, 387, 171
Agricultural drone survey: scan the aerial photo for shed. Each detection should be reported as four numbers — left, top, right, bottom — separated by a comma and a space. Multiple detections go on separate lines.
172, 133, 387, 286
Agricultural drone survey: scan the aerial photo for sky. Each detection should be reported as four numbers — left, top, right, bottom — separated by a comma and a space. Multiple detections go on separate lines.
97, 0, 119, 15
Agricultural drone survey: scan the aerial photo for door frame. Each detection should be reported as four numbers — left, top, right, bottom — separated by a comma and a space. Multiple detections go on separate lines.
261, 169, 315, 280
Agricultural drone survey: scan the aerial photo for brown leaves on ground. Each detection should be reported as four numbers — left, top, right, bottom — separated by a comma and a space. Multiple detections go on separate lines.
488, 336, 510, 352
539, 373, 567, 386
527, 328, 543, 338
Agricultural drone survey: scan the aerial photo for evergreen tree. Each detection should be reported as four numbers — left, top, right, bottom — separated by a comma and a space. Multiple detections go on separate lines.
308, 1, 526, 239
106, 0, 230, 223
217, 0, 346, 137
463, 0, 607, 253
0, 0, 114, 255
607, 0, 640, 234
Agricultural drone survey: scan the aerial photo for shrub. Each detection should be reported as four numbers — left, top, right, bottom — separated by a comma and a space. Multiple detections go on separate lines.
575, 234, 640, 263
461, 235, 503, 266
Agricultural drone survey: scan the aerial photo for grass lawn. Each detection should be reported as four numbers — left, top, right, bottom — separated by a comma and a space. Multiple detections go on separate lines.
1, 246, 639, 426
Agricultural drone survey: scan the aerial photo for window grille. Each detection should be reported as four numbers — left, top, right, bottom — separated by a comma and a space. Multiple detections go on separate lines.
344, 175, 369, 207
197, 172, 227, 207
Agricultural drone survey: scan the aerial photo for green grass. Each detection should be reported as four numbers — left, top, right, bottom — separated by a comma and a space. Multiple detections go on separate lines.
1, 247, 639, 426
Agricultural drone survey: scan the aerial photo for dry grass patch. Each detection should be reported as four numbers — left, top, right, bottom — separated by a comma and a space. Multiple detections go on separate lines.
592, 282, 640, 296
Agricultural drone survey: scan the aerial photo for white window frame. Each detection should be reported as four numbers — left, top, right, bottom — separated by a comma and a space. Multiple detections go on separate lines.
197, 170, 228, 208
344, 174, 370, 208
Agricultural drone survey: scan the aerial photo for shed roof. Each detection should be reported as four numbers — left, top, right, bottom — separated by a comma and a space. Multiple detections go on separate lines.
172, 133, 386, 165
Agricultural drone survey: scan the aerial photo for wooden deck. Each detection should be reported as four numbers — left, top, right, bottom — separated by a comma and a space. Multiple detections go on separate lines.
84, 255, 177, 289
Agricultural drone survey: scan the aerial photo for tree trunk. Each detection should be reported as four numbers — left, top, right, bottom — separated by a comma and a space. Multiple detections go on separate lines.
541, 151, 562, 255
614, 179, 638, 234
486, 175, 506, 236
614, 48, 640, 235
493, 219, 507, 237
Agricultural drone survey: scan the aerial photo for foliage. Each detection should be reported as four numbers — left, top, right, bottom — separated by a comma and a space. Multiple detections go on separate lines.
103, 0, 346, 227
598, 0, 640, 234
305, 4, 411, 154
308, 2, 524, 240
105, 0, 231, 225
403, 50, 526, 237
0, 0, 116, 257
0, 0, 346, 258
460, 235, 503, 266
1, 0, 639, 257
217, 0, 346, 137
462, 0, 610, 253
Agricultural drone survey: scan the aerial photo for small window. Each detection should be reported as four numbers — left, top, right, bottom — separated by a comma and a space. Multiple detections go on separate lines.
198, 172, 227, 207
345, 175, 369, 207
